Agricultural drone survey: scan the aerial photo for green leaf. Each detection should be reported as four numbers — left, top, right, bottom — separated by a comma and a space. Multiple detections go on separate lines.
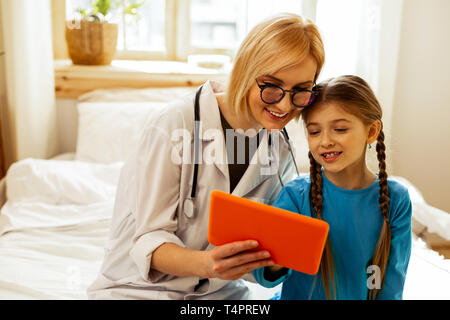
123, 0, 146, 16
75, 7, 87, 16
93, 0, 111, 16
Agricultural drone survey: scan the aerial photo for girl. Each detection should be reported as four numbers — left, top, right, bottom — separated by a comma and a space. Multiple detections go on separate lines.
253, 75, 412, 300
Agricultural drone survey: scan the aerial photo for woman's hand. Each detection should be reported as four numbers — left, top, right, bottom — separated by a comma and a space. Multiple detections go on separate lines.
201, 240, 275, 280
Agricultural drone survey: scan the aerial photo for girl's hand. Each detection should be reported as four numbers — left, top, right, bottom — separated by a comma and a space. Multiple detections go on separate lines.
201, 240, 274, 280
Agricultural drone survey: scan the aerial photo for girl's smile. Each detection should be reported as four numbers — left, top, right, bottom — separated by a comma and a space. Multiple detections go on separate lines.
321, 151, 343, 163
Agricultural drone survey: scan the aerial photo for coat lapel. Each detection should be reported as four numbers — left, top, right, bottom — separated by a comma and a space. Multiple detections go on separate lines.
198, 81, 229, 181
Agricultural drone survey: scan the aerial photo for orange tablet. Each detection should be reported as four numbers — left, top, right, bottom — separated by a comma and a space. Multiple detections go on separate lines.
208, 190, 329, 275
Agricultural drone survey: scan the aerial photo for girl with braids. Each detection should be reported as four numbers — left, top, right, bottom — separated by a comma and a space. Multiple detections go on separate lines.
253, 75, 412, 300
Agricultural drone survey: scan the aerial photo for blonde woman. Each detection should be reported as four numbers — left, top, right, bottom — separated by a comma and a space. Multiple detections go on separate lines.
88, 13, 325, 300
254, 75, 412, 300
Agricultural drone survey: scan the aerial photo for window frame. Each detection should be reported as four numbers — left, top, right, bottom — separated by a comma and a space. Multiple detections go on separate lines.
53, 0, 317, 62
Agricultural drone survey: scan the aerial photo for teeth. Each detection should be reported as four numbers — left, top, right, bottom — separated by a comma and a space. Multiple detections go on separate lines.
323, 152, 340, 158
268, 109, 288, 118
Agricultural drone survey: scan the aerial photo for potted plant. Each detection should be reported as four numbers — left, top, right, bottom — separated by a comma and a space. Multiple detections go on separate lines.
65, 0, 145, 65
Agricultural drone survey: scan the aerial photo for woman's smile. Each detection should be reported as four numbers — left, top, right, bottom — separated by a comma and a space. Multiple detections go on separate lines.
264, 107, 289, 120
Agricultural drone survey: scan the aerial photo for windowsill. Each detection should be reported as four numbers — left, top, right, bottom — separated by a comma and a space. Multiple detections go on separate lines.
54, 59, 231, 99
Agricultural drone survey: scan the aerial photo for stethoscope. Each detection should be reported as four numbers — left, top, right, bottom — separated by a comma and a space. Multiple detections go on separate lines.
183, 85, 300, 219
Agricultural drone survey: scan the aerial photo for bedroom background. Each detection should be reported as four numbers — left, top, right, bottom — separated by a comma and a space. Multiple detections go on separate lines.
0, 0, 449, 299
0, 0, 449, 215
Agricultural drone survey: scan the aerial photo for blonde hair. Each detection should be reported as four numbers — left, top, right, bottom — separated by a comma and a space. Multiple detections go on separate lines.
302, 75, 390, 300
226, 13, 325, 121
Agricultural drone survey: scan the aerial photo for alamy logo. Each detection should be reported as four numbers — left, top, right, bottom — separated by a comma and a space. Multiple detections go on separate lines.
366, 265, 381, 289
169, 122, 285, 176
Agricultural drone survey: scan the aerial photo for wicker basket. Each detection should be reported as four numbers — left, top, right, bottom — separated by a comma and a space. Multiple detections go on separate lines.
65, 20, 118, 65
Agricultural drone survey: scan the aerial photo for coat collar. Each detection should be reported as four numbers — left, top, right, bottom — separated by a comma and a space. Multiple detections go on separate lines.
197, 81, 229, 180
198, 80, 225, 141
197, 81, 283, 197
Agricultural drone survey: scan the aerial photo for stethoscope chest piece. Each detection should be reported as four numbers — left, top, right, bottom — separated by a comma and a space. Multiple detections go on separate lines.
183, 198, 195, 219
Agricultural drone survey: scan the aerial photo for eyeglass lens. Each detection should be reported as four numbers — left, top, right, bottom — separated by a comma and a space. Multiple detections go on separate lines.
261, 86, 314, 107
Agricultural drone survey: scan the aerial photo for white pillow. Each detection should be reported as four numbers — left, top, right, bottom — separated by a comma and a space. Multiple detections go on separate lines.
78, 87, 196, 103
75, 102, 168, 163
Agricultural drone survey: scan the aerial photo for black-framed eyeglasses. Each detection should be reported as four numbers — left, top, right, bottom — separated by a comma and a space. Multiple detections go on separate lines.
255, 79, 318, 108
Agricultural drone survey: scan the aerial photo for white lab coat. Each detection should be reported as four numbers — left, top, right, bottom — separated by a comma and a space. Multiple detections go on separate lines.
87, 81, 296, 300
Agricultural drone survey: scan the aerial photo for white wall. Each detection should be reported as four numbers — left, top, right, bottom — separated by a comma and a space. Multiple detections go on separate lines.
391, 0, 450, 212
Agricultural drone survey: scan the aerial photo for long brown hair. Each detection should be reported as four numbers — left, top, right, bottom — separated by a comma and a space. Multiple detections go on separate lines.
302, 75, 391, 300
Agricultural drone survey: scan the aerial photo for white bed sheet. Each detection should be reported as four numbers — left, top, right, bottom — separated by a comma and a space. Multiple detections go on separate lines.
0, 157, 121, 299
0, 158, 448, 300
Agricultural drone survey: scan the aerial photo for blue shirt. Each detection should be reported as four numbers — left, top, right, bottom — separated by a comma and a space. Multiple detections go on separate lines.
253, 173, 412, 300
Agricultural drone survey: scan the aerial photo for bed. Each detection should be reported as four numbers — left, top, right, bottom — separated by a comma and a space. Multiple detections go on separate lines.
0, 87, 449, 300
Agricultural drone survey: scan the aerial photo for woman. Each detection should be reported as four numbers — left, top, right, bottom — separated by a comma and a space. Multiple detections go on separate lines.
88, 13, 325, 300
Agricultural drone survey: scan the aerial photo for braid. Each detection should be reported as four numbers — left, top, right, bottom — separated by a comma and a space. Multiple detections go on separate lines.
376, 130, 390, 220
308, 152, 336, 299
309, 151, 323, 217
368, 129, 392, 300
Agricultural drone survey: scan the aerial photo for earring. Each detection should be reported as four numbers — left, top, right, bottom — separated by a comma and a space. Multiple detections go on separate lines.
368, 144, 372, 150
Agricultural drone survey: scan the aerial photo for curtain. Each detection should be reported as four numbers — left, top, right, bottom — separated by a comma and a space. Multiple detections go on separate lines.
0, 118, 5, 178
0, 0, 58, 163
315, 0, 383, 86
314, 0, 404, 171
0, 3, 12, 177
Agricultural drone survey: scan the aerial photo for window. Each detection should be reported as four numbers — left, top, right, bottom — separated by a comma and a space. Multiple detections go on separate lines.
64, 0, 317, 61
65, 0, 167, 59
184, 0, 310, 58
314, 0, 382, 89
